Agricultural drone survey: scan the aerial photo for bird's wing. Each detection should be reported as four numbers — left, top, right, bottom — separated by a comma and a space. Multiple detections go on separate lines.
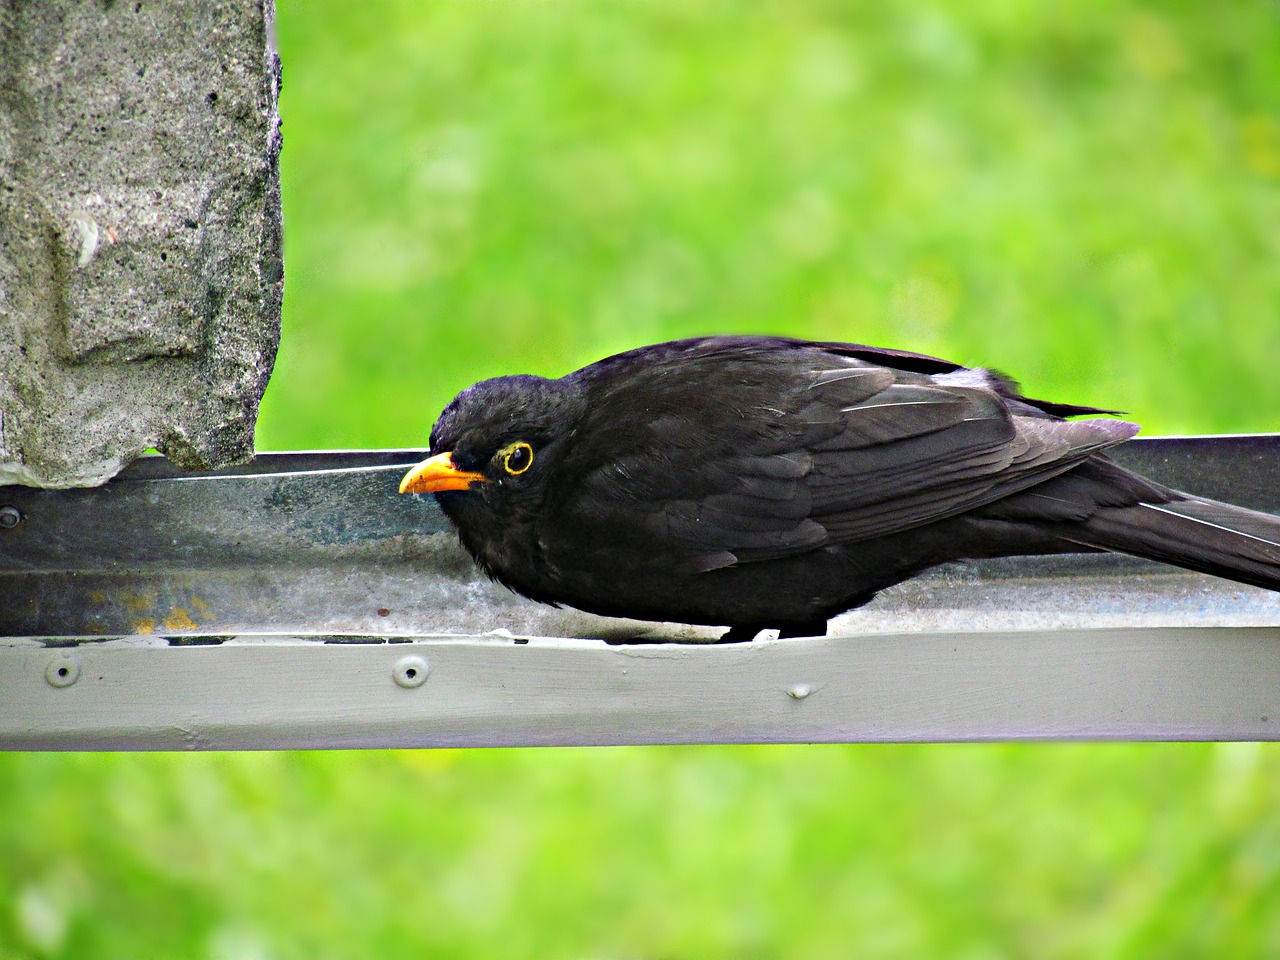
547, 338, 1135, 570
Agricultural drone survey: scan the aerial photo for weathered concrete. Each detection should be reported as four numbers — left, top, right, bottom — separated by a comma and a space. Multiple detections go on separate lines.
0, 0, 283, 487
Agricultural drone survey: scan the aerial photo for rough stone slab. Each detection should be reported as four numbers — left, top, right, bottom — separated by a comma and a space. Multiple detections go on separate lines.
0, 0, 283, 488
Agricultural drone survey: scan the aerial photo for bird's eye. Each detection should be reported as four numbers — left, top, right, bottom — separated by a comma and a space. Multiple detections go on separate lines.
501, 442, 534, 476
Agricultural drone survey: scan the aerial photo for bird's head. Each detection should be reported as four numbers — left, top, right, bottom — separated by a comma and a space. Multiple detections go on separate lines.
398, 374, 585, 535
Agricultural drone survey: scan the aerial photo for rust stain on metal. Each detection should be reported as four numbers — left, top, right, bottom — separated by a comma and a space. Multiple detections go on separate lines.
122, 590, 157, 614
162, 608, 197, 631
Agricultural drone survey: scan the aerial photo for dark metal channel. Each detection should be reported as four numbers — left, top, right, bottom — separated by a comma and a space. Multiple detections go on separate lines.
1, 437, 1278, 640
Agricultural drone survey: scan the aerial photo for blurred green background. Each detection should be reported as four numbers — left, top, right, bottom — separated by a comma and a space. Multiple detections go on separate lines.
5, 0, 1280, 957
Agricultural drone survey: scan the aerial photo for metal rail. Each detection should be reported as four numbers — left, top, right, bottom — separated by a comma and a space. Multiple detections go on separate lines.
2, 435, 1279, 640
2, 436, 1278, 747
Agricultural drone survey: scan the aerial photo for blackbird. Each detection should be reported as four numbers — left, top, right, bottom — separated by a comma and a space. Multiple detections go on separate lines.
400, 336, 1280, 641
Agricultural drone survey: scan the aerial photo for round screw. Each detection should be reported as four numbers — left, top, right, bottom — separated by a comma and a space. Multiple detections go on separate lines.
45, 654, 81, 688
392, 654, 429, 689
0, 506, 21, 529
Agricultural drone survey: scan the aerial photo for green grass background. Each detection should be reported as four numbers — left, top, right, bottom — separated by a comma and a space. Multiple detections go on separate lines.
5, 1, 1280, 956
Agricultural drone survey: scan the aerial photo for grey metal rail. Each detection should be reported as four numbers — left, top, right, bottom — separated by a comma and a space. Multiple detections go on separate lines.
2, 436, 1279, 642
2, 436, 1279, 748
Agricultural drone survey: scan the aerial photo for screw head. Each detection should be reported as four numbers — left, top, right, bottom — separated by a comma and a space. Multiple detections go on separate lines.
0, 506, 21, 529
392, 654, 429, 689
45, 654, 81, 688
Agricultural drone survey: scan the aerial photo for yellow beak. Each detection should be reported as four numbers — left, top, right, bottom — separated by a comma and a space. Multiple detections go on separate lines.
398, 452, 488, 494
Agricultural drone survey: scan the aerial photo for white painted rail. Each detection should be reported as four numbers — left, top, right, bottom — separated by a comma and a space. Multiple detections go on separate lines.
3, 626, 1279, 749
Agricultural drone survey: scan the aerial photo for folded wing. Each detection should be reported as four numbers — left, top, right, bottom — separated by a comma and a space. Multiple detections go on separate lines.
547, 337, 1136, 572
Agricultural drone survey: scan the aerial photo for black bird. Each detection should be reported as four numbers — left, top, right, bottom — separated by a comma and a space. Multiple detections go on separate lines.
400, 336, 1280, 641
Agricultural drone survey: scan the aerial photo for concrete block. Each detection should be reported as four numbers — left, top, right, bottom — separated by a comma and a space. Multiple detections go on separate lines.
0, 0, 283, 487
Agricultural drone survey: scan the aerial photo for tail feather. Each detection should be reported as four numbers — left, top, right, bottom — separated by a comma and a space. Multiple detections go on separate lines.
1066, 497, 1280, 592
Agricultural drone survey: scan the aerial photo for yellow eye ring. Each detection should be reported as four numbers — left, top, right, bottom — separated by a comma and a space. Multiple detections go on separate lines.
501, 442, 534, 476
